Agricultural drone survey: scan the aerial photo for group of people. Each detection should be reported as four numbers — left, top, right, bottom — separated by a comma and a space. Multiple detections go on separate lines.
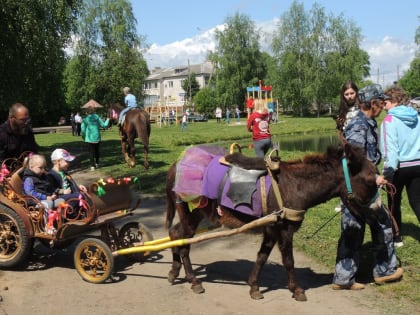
331, 81, 420, 290
246, 81, 419, 290
1, 82, 418, 289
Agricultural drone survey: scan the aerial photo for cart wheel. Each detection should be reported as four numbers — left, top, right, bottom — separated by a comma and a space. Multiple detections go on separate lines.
0, 204, 32, 268
74, 238, 114, 283
118, 222, 153, 262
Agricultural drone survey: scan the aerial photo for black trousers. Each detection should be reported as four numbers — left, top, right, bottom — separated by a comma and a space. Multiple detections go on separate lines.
87, 142, 100, 166
387, 164, 420, 231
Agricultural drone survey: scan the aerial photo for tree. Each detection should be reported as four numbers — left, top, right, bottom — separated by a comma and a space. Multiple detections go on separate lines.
399, 17, 420, 96
181, 72, 200, 106
271, 0, 369, 116
209, 13, 267, 112
193, 87, 217, 114
64, 0, 148, 110
0, 0, 80, 126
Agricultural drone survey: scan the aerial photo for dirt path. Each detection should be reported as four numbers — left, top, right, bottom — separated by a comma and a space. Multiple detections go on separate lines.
0, 170, 416, 315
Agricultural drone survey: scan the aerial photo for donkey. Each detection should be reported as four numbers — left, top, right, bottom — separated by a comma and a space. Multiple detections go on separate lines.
165, 143, 379, 301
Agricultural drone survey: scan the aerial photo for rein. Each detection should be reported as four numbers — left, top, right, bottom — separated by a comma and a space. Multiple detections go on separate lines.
382, 182, 400, 237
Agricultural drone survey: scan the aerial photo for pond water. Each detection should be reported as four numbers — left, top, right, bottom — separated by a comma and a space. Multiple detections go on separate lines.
273, 132, 339, 152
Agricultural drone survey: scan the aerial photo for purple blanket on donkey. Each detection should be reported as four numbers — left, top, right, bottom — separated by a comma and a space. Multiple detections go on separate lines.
173, 146, 271, 217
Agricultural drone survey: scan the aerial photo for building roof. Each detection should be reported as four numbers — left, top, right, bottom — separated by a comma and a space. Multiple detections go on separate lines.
146, 61, 213, 81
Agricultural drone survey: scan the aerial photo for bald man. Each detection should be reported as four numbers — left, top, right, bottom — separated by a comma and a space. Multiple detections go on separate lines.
0, 103, 38, 163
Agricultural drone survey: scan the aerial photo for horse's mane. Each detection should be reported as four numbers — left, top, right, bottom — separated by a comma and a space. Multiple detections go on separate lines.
111, 102, 124, 110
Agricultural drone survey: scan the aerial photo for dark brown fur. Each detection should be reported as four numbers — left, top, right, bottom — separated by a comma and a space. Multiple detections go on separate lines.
165, 144, 378, 301
108, 103, 151, 169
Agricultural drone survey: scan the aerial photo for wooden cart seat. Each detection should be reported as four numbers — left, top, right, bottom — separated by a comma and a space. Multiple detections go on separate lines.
7, 157, 28, 194
88, 182, 140, 216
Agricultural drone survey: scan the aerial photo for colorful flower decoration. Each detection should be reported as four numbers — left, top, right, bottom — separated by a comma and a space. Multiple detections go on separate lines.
0, 164, 10, 183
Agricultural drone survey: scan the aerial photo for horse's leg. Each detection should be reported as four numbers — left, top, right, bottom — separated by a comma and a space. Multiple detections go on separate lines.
120, 133, 128, 158
168, 201, 205, 294
247, 228, 276, 299
123, 133, 136, 168
277, 223, 307, 301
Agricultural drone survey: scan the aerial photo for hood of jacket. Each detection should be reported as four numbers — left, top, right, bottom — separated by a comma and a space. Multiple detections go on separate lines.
388, 105, 418, 127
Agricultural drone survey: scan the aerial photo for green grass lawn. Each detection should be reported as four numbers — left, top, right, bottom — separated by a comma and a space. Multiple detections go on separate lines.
35, 116, 420, 306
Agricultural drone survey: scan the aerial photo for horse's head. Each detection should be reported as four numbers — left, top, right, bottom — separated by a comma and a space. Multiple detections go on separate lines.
107, 103, 123, 124
338, 143, 379, 215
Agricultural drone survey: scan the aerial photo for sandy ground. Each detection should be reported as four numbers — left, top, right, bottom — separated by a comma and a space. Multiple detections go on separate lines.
0, 170, 417, 315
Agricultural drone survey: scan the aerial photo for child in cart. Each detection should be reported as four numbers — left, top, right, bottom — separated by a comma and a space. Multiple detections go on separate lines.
47, 148, 88, 220
22, 154, 65, 234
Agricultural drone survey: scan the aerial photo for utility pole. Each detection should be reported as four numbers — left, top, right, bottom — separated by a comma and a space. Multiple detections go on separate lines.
188, 59, 192, 106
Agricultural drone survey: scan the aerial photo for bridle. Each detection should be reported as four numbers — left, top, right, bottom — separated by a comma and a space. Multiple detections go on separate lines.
341, 154, 379, 208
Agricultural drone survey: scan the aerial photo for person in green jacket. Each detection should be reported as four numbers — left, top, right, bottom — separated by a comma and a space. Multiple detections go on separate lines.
81, 107, 110, 171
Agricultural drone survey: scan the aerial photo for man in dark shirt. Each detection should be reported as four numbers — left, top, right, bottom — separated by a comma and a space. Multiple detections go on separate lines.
0, 103, 38, 164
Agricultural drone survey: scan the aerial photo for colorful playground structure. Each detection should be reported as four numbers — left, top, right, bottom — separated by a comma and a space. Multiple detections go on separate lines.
246, 81, 277, 119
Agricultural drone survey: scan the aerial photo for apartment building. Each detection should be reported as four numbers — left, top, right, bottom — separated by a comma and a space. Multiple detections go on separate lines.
143, 61, 213, 109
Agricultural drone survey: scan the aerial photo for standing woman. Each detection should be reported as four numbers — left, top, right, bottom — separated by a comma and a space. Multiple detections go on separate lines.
380, 86, 420, 247
81, 107, 109, 171
247, 99, 272, 157
336, 80, 360, 133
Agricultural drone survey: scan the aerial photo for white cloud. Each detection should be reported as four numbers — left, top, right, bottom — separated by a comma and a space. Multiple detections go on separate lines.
145, 20, 416, 88
362, 36, 416, 86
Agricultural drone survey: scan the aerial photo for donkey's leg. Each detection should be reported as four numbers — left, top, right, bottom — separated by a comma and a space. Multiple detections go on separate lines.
168, 202, 205, 293
168, 221, 184, 283
247, 229, 276, 299
278, 223, 307, 301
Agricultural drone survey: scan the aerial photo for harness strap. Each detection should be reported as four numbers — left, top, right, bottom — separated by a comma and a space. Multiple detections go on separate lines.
342, 156, 353, 194
260, 177, 268, 216
266, 167, 305, 222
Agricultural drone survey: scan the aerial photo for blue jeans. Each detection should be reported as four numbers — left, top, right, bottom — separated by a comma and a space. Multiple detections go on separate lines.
253, 138, 272, 157
119, 107, 137, 124
333, 205, 398, 285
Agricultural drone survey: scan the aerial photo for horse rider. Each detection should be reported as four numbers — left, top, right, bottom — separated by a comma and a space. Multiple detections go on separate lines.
118, 87, 137, 126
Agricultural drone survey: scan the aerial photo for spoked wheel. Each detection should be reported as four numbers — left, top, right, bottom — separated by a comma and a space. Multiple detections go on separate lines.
74, 238, 114, 283
0, 204, 32, 268
118, 222, 153, 262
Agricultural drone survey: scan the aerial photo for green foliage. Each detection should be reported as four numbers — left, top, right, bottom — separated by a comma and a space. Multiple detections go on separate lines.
193, 87, 217, 114
210, 13, 267, 111
181, 72, 200, 104
271, 0, 369, 116
399, 57, 420, 97
0, 0, 80, 126
64, 0, 148, 109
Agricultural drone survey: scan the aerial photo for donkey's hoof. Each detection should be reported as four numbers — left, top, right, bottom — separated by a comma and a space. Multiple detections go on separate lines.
168, 270, 178, 284
250, 289, 264, 300
292, 289, 307, 301
191, 283, 205, 294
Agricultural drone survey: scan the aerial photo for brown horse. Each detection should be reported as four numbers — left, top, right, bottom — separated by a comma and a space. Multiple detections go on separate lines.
165, 143, 379, 301
108, 103, 150, 169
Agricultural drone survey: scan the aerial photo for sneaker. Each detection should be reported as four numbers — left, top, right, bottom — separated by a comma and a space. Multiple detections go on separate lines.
90, 166, 95, 171
332, 282, 365, 290
374, 267, 403, 285
394, 235, 404, 248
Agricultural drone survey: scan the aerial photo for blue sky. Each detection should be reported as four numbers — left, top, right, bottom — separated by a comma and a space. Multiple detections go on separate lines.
132, 0, 419, 86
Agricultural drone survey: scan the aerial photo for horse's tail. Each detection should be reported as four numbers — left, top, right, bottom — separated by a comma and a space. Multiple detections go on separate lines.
165, 162, 177, 229
135, 111, 150, 146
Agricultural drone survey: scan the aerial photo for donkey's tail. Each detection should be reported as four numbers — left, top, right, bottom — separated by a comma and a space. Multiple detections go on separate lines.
165, 162, 177, 229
